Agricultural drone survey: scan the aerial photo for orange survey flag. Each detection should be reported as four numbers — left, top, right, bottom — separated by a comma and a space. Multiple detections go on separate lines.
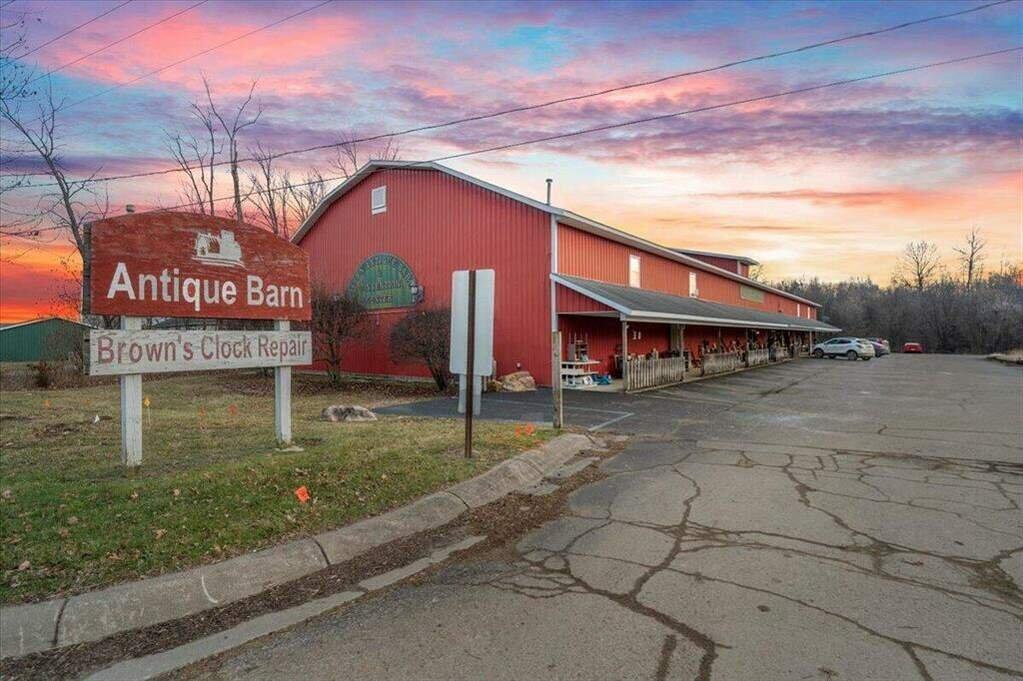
294, 486, 310, 503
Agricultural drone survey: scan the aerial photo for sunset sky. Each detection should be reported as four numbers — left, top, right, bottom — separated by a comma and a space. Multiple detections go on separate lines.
1, 0, 1020, 322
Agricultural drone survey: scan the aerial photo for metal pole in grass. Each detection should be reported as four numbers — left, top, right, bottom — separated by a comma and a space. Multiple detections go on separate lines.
464, 270, 476, 458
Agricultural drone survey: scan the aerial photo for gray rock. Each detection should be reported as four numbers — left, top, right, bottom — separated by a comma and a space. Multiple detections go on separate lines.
498, 371, 536, 392
321, 405, 377, 422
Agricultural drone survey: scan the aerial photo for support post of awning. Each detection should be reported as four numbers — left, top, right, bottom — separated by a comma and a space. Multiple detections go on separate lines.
621, 320, 629, 389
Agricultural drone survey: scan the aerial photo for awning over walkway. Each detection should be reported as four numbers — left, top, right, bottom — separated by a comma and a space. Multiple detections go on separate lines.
553, 274, 841, 333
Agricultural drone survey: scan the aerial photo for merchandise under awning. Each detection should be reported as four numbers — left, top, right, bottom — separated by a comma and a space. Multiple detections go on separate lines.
553, 274, 841, 333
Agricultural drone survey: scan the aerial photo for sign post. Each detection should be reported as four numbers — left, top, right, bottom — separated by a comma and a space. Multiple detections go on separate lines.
120, 316, 143, 470
450, 269, 495, 459
274, 320, 293, 446
87, 212, 312, 471
464, 271, 476, 458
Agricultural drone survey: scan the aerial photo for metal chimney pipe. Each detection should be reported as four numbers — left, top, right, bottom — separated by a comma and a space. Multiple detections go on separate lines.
545, 178, 553, 205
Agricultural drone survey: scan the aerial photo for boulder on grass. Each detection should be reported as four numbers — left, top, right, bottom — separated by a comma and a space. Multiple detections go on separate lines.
321, 405, 378, 422
499, 371, 536, 392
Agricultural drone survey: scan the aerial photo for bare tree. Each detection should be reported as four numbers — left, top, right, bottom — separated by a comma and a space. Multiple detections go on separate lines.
164, 99, 219, 214
0, 6, 38, 238
952, 227, 985, 288
202, 75, 261, 222
390, 307, 451, 391
245, 143, 292, 238
311, 285, 371, 388
897, 241, 940, 291
1, 85, 109, 318
329, 131, 399, 179
288, 170, 327, 226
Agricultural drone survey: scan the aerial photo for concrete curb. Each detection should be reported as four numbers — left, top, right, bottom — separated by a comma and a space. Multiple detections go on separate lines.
0, 432, 596, 660
83, 536, 488, 681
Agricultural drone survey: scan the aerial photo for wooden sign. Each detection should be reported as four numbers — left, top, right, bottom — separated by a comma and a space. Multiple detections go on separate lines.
89, 329, 312, 376
87, 212, 310, 321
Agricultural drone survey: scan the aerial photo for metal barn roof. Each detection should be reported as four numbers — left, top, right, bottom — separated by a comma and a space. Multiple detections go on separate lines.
553, 274, 840, 333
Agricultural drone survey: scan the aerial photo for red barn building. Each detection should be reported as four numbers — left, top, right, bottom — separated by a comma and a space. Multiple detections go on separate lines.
294, 161, 837, 389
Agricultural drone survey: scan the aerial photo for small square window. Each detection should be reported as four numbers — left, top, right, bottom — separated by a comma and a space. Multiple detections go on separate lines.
629, 254, 641, 287
371, 186, 387, 214
689, 272, 698, 297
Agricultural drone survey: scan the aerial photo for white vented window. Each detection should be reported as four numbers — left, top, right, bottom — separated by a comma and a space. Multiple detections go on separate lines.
629, 254, 641, 288
689, 272, 699, 297
371, 185, 387, 214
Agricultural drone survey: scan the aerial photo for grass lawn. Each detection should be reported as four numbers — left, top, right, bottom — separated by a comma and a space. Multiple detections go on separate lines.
0, 372, 552, 605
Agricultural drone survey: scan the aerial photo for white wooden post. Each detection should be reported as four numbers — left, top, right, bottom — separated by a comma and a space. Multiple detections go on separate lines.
120, 316, 143, 470
551, 330, 563, 429
621, 320, 629, 392
274, 320, 292, 446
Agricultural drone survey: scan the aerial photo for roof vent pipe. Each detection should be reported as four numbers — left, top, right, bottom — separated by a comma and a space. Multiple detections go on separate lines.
125, 204, 136, 214
545, 178, 553, 205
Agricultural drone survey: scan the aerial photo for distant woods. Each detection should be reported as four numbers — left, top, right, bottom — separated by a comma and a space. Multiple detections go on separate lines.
775, 231, 1022, 354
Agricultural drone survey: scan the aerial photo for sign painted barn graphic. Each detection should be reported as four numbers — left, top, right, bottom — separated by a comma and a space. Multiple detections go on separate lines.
87, 213, 311, 321
346, 253, 423, 310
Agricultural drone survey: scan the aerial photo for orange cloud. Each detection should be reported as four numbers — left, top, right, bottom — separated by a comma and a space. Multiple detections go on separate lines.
0, 244, 81, 323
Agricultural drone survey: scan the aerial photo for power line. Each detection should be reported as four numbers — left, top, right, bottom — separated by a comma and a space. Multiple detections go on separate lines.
6, 44, 1011, 238
26, 0, 209, 85
19, 0, 133, 58
422, 46, 1022, 165
12, 0, 332, 133
8, 0, 1015, 191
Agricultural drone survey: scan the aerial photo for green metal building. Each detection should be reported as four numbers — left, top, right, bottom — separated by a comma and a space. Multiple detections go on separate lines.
0, 317, 92, 363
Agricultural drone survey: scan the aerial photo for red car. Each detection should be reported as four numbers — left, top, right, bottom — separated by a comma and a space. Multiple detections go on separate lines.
902, 342, 924, 353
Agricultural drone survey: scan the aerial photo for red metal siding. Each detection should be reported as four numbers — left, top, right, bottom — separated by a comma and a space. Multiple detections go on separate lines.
557, 224, 807, 317
559, 316, 669, 375
687, 254, 741, 274
300, 168, 552, 382
682, 325, 751, 359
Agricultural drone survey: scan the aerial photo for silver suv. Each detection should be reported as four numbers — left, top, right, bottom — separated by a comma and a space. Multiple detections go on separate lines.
812, 337, 876, 361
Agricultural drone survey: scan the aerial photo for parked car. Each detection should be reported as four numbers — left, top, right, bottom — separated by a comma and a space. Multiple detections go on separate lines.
903, 342, 924, 353
865, 338, 890, 356
812, 337, 876, 360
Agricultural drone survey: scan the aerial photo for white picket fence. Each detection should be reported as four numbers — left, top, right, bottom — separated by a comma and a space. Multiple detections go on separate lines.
702, 351, 742, 376
746, 348, 770, 367
625, 356, 686, 392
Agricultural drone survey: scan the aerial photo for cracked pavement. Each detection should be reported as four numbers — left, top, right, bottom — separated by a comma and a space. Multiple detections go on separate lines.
182, 355, 1022, 681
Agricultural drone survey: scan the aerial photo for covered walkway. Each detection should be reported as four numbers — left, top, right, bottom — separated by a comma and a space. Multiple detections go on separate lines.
553, 274, 840, 392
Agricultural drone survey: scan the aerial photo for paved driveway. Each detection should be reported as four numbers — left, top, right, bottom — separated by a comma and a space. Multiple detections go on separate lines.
191, 355, 1023, 681
376, 358, 834, 434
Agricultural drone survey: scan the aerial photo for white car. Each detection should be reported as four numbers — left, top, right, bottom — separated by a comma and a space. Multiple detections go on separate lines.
812, 337, 875, 361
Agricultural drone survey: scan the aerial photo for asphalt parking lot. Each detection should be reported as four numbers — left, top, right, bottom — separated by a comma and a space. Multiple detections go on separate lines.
377, 357, 862, 435
189, 354, 1023, 681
